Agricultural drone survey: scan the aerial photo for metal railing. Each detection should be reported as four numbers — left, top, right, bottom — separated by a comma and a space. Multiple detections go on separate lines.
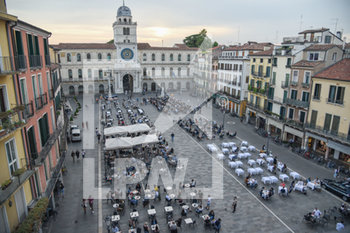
285, 98, 309, 108
24, 101, 34, 119
301, 82, 310, 88
305, 123, 350, 143
29, 55, 42, 68
290, 81, 298, 87
44, 55, 51, 66
0, 56, 15, 74
35, 92, 48, 110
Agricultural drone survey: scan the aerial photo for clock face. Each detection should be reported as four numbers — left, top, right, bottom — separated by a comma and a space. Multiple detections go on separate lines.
121, 48, 134, 60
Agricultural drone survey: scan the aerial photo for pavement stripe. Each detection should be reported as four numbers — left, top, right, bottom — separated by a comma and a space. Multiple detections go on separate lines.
180, 126, 295, 233
98, 100, 103, 233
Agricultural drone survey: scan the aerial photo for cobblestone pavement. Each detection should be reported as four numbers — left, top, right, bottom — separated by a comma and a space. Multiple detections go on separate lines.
48, 93, 347, 233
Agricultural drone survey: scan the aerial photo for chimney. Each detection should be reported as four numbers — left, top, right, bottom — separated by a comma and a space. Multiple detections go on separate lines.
336, 31, 342, 39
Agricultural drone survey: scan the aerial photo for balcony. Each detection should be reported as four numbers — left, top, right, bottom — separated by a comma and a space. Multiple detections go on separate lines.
29, 55, 42, 69
32, 127, 62, 166
285, 98, 309, 108
0, 108, 26, 140
290, 81, 298, 87
285, 64, 292, 68
286, 119, 305, 129
301, 82, 310, 88
252, 72, 266, 79
44, 55, 51, 66
23, 101, 34, 119
247, 101, 267, 112
48, 89, 54, 100
0, 56, 15, 75
14, 55, 27, 71
305, 123, 350, 144
44, 152, 66, 198
281, 81, 289, 88
35, 93, 48, 110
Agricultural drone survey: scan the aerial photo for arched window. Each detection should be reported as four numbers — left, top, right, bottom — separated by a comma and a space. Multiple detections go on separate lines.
123, 27, 130, 35
77, 53, 81, 62
170, 54, 173, 61
87, 53, 91, 61
161, 67, 165, 76
152, 53, 155, 61
187, 54, 191, 62
119, 18, 121, 22
107, 53, 111, 61
99, 69, 103, 79
98, 53, 102, 60
178, 54, 182, 61
68, 69, 73, 79
161, 54, 165, 61
170, 67, 173, 76
78, 69, 82, 78
67, 53, 71, 62
124, 18, 127, 22
178, 67, 181, 76
143, 53, 147, 61
88, 69, 92, 78
152, 67, 155, 76
143, 68, 147, 76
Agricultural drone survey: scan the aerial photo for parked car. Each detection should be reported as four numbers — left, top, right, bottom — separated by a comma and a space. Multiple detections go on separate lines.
71, 128, 81, 142
321, 179, 350, 201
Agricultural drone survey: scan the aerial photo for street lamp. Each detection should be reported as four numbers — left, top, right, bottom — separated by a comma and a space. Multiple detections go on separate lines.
218, 95, 228, 130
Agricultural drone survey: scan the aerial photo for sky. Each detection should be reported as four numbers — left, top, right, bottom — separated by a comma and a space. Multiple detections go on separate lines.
6, 0, 350, 46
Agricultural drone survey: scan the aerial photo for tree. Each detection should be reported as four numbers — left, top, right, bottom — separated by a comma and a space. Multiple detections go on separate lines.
183, 29, 218, 48
107, 39, 114, 44
212, 41, 219, 47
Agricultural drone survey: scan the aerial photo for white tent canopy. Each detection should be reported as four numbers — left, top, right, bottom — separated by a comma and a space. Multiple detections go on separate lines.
104, 134, 159, 150
104, 123, 151, 137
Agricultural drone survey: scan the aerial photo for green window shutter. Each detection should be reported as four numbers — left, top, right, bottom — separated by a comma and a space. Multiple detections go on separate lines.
324, 113, 332, 131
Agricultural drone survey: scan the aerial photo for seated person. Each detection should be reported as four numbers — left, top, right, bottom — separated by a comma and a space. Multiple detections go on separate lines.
196, 205, 203, 214
181, 208, 187, 217
312, 208, 321, 218
259, 187, 265, 197
204, 216, 211, 226
151, 217, 158, 225
269, 187, 274, 197
208, 210, 215, 220
190, 179, 196, 188
112, 225, 120, 233
304, 212, 316, 222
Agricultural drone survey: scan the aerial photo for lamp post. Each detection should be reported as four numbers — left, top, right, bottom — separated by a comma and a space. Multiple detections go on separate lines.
266, 118, 270, 155
218, 95, 228, 130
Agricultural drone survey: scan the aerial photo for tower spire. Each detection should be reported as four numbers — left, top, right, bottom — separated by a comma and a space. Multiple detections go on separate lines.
123, 0, 125, 6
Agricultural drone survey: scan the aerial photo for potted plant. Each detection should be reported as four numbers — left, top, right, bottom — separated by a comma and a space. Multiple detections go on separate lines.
13, 168, 26, 177
1, 179, 12, 190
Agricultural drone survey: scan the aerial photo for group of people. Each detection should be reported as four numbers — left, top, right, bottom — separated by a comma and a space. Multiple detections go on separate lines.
71, 149, 85, 162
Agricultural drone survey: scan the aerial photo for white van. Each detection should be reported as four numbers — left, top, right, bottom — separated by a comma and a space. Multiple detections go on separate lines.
71, 128, 81, 142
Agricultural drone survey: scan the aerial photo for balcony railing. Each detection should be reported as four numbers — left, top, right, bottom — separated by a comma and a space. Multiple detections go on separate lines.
0, 109, 26, 140
14, 55, 27, 71
35, 93, 48, 110
290, 81, 298, 87
23, 101, 34, 119
44, 55, 51, 66
252, 72, 266, 78
281, 81, 289, 88
48, 89, 54, 100
29, 55, 42, 69
0, 56, 15, 75
305, 123, 350, 144
44, 152, 66, 198
285, 98, 309, 108
286, 119, 305, 129
32, 127, 62, 166
301, 82, 310, 88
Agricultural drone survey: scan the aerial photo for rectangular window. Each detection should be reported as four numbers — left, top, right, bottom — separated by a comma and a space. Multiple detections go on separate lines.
19, 78, 28, 104
309, 53, 319, 61
38, 73, 43, 95
292, 70, 298, 82
38, 114, 50, 147
251, 65, 255, 74
331, 115, 340, 135
304, 71, 310, 84
285, 73, 290, 84
286, 58, 291, 66
302, 92, 309, 102
299, 111, 306, 123
27, 127, 38, 158
325, 35, 331, 43
324, 113, 332, 131
273, 58, 277, 66
266, 67, 271, 77
313, 83, 321, 100
288, 108, 294, 119
290, 90, 297, 100
335, 86, 345, 104
328, 85, 336, 102
332, 52, 337, 61
310, 110, 317, 128
31, 75, 37, 100
272, 72, 276, 85
5, 139, 18, 177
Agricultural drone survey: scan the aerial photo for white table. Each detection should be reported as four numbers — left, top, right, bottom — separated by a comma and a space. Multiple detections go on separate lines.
247, 168, 257, 176
182, 205, 189, 210
248, 145, 256, 151
290, 171, 300, 180
222, 148, 229, 155
279, 174, 289, 182
259, 153, 267, 158
216, 153, 225, 160
261, 177, 272, 184
228, 142, 236, 147
147, 209, 156, 216
184, 218, 193, 225
278, 186, 288, 195
248, 159, 256, 167
164, 206, 173, 213
228, 154, 237, 160
307, 181, 321, 190
130, 211, 139, 218
151, 224, 159, 231
238, 153, 246, 159
266, 157, 274, 164
267, 165, 274, 173
221, 142, 230, 148
111, 215, 120, 222
192, 203, 199, 208
277, 162, 284, 172
244, 152, 252, 158
232, 146, 238, 152
207, 144, 218, 153
294, 181, 306, 192
169, 194, 176, 199
241, 146, 248, 152
269, 176, 278, 184
255, 167, 264, 175
235, 168, 244, 176
241, 141, 248, 147
228, 161, 237, 168
113, 204, 119, 209
256, 159, 265, 166
235, 161, 243, 167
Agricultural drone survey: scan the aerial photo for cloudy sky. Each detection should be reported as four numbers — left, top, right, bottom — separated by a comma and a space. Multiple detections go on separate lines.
6, 0, 350, 46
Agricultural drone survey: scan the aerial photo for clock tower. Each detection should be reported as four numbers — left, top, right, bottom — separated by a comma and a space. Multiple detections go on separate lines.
113, 2, 142, 94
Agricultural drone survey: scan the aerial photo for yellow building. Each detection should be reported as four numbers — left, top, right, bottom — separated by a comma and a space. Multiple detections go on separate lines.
0, 2, 34, 232
246, 47, 274, 128
305, 58, 350, 166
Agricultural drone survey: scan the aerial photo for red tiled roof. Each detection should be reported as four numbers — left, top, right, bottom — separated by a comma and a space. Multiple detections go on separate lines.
313, 58, 350, 81
53, 43, 115, 50
224, 42, 273, 52
304, 44, 340, 51
298, 28, 329, 34
292, 60, 323, 68
250, 47, 274, 56
139, 43, 198, 51
345, 43, 350, 49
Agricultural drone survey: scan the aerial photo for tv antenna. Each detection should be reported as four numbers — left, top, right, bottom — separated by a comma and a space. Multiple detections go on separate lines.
299, 14, 303, 31
331, 18, 338, 32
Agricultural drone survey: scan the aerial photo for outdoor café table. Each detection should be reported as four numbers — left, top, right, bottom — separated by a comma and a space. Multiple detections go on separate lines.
151, 224, 159, 231
261, 176, 272, 184
182, 205, 190, 210
190, 192, 196, 198
248, 145, 256, 151
144, 189, 151, 193
277, 162, 284, 172
307, 181, 321, 190
248, 168, 257, 176
238, 153, 246, 159
278, 186, 288, 195
130, 211, 139, 219
256, 159, 265, 166
145, 193, 153, 199
169, 194, 176, 199
269, 176, 278, 184
255, 167, 264, 175
184, 218, 194, 225
232, 146, 238, 152
262, 190, 269, 199
235, 161, 243, 167
241, 146, 248, 152
184, 183, 191, 188
228, 154, 237, 160
248, 159, 256, 167
192, 203, 199, 208
259, 153, 267, 158
279, 174, 289, 182
202, 214, 210, 220
267, 165, 274, 173
222, 148, 229, 155
166, 186, 172, 191
164, 206, 173, 213
294, 181, 306, 192
228, 161, 237, 168
241, 141, 248, 147
244, 152, 252, 158
113, 204, 119, 209
207, 144, 218, 153
134, 195, 141, 200
266, 157, 274, 164
111, 215, 120, 222
290, 171, 300, 180
131, 190, 139, 195
217, 153, 225, 160
147, 209, 156, 217
228, 142, 236, 147
221, 142, 230, 148
235, 168, 244, 176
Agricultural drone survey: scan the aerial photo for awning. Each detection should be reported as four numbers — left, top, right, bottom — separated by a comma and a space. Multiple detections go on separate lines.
104, 134, 158, 150
104, 123, 151, 136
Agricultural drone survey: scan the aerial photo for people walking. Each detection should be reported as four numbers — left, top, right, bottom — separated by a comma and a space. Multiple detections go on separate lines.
71, 151, 75, 162
334, 168, 339, 179
81, 149, 86, 159
59, 182, 65, 198
171, 132, 175, 143
76, 150, 80, 159
232, 196, 237, 213
206, 195, 212, 210
88, 197, 94, 214
82, 199, 87, 214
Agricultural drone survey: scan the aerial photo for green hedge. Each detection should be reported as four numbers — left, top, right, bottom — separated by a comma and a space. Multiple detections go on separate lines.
15, 197, 49, 233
